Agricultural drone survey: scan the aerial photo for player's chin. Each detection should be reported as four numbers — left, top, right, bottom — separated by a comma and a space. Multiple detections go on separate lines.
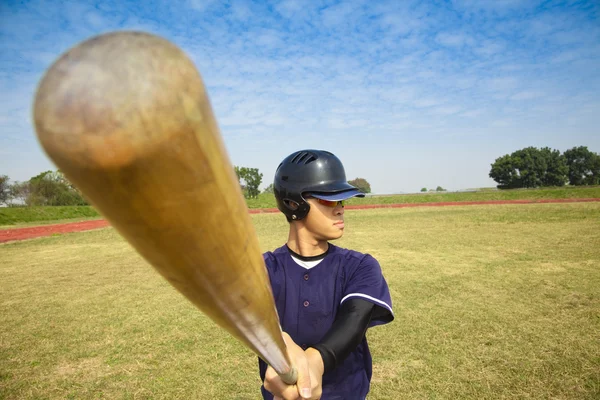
317, 230, 343, 241
328, 228, 344, 240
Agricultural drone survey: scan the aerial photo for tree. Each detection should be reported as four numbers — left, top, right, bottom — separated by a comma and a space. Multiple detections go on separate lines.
489, 154, 518, 189
511, 147, 547, 188
490, 147, 570, 189
9, 181, 30, 205
564, 146, 600, 185
539, 147, 568, 186
233, 166, 245, 192
0, 175, 10, 204
263, 183, 274, 194
234, 166, 263, 198
436, 186, 446, 192
26, 170, 88, 206
420, 187, 427, 192
591, 156, 600, 185
348, 178, 371, 194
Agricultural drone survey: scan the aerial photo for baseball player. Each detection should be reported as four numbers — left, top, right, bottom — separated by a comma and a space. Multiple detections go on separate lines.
259, 150, 394, 400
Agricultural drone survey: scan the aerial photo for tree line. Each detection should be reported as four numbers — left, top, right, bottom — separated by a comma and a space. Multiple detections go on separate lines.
4, 145, 597, 206
0, 171, 88, 206
489, 146, 599, 189
1, 167, 375, 206
421, 186, 447, 192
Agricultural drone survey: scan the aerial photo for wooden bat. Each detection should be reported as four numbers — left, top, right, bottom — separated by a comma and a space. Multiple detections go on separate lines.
32, 31, 296, 383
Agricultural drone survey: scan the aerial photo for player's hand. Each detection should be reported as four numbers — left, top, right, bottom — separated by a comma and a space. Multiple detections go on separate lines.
264, 332, 314, 400
304, 347, 324, 399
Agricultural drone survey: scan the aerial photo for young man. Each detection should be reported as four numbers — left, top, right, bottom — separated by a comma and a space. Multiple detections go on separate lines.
259, 150, 394, 400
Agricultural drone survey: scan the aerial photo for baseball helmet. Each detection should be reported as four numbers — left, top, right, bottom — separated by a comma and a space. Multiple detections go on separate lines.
273, 150, 364, 221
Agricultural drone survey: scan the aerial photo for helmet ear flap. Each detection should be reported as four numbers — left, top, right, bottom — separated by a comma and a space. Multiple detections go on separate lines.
282, 198, 310, 221
283, 199, 299, 211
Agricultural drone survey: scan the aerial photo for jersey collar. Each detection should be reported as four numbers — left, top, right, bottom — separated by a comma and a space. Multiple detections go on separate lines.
285, 243, 330, 262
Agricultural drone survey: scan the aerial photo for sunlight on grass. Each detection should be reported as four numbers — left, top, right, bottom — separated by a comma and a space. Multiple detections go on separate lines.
1, 203, 599, 399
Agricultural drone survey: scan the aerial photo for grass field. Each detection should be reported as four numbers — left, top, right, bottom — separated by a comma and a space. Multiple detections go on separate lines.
1, 186, 599, 227
250, 186, 600, 208
0, 206, 101, 227
1, 203, 599, 399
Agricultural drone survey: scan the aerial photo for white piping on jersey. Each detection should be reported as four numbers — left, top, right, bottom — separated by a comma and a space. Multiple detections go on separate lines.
290, 255, 324, 270
340, 293, 394, 315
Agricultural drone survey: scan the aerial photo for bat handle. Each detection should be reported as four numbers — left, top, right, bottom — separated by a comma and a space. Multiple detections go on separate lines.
278, 366, 298, 385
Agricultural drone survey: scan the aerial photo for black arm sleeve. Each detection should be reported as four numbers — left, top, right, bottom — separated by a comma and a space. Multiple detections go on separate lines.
310, 298, 375, 373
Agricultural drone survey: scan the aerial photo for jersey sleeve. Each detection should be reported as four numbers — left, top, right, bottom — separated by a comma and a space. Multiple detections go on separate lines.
341, 254, 394, 327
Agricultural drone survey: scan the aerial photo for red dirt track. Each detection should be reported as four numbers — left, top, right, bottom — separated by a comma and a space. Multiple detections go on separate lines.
1, 220, 110, 243
2, 198, 598, 244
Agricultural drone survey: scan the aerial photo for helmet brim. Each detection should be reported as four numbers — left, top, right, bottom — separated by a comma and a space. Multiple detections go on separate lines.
307, 189, 365, 201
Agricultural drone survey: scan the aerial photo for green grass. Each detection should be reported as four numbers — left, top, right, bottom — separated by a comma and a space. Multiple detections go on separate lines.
250, 186, 600, 209
2, 186, 599, 226
1, 203, 598, 399
346, 185, 600, 205
0, 206, 101, 227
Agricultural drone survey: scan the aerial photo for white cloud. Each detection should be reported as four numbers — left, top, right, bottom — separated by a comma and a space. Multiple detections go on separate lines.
452, 0, 539, 13
188, 0, 219, 12
320, 2, 362, 28
432, 105, 463, 115
378, 11, 426, 36
459, 109, 485, 118
436, 32, 475, 47
487, 77, 519, 92
1, 0, 599, 193
85, 10, 112, 29
499, 63, 525, 72
253, 29, 285, 49
528, 18, 558, 37
550, 51, 581, 63
413, 98, 443, 108
274, 0, 312, 19
553, 30, 590, 45
229, 0, 254, 21
510, 91, 544, 101
327, 118, 368, 129
490, 119, 512, 127
473, 40, 505, 57
19, 51, 57, 67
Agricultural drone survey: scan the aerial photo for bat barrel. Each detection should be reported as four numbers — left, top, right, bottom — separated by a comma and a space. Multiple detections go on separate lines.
33, 31, 294, 379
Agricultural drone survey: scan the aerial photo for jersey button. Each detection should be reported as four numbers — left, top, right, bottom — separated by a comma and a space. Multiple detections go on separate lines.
303, 300, 309, 307
301, 344, 307, 350
303, 274, 309, 281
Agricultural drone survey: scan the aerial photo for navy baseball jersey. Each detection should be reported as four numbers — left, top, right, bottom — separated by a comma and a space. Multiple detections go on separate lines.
259, 243, 394, 400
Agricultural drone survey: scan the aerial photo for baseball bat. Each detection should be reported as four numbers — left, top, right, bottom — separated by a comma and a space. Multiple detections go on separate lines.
32, 31, 296, 383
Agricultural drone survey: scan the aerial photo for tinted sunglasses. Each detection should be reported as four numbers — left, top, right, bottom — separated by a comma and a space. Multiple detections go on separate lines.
311, 198, 345, 207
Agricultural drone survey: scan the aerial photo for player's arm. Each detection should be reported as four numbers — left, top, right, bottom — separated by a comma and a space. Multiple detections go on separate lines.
264, 299, 375, 398
310, 298, 375, 373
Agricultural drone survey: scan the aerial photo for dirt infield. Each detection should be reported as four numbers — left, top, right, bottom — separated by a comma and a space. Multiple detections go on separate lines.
1, 198, 598, 243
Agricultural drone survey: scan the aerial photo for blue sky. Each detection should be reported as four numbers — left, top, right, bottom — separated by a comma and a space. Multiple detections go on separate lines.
1, 0, 599, 193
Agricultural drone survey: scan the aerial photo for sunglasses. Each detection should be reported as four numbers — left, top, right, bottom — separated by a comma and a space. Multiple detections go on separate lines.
313, 198, 345, 207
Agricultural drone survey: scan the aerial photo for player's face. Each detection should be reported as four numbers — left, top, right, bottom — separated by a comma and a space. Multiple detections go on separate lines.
303, 198, 346, 241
